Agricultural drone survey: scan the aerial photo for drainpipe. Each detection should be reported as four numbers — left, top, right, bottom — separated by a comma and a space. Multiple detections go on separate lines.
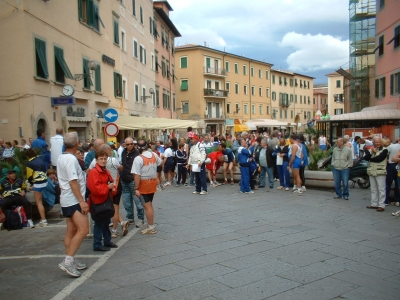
249, 60, 253, 122
222, 51, 227, 135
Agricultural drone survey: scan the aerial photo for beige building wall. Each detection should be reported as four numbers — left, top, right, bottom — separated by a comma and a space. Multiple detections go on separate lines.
326, 72, 345, 116
313, 86, 328, 117
0, 0, 156, 142
175, 45, 272, 135
270, 70, 314, 131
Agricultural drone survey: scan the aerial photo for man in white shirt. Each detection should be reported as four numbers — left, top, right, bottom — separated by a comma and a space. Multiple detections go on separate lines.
50, 128, 64, 170
117, 140, 125, 163
57, 132, 89, 278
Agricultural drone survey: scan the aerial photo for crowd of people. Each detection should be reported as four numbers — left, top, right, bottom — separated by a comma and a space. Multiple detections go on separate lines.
1, 126, 400, 278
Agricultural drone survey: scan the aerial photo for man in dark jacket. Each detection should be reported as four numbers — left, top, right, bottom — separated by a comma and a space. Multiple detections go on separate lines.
32, 129, 51, 170
121, 137, 144, 227
255, 138, 275, 189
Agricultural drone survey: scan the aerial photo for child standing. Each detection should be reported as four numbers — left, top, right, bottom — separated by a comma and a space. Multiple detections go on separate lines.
176, 143, 188, 187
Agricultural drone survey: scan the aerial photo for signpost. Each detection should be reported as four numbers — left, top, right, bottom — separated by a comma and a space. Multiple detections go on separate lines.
104, 122, 119, 137
104, 108, 119, 123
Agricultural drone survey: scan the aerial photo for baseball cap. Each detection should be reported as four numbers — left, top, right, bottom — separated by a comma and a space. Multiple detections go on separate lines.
191, 135, 199, 140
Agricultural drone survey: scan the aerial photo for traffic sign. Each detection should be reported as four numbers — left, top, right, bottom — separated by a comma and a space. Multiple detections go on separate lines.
104, 108, 119, 122
104, 122, 119, 137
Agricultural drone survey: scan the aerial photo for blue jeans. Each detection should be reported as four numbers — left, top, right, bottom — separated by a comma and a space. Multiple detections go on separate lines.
194, 164, 207, 192
259, 165, 274, 187
281, 161, 291, 188
332, 167, 350, 198
386, 163, 399, 203
121, 181, 144, 221
240, 166, 251, 192
189, 171, 195, 185
93, 218, 111, 249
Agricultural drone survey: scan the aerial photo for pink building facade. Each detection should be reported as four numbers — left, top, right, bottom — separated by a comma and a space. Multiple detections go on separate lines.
374, 0, 400, 106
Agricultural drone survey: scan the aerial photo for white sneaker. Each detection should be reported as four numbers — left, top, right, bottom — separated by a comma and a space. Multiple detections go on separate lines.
163, 182, 171, 187
210, 183, 217, 187
135, 220, 144, 228
200, 191, 208, 195
38, 220, 48, 227
293, 189, 303, 194
245, 191, 255, 194
215, 182, 222, 186
121, 221, 130, 237
193, 191, 200, 194
302, 186, 307, 192
28, 220, 35, 228
392, 210, 400, 216
111, 230, 119, 238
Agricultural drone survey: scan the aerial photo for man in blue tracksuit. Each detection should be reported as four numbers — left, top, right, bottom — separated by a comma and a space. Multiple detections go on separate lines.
238, 139, 253, 193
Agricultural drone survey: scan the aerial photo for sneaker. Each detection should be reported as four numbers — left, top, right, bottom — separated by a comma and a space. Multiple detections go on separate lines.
183, 183, 188, 187
141, 227, 157, 234
73, 259, 87, 270
109, 222, 113, 227
128, 219, 135, 225
392, 210, 400, 216
302, 187, 307, 192
38, 220, 48, 227
136, 220, 144, 228
231, 180, 234, 185
223, 180, 228, 185
27, 220, 35, 228
245, 191, 254, 194
121, 221, 129, 237
391, 202, 400, 207
163, 181, 171, 187
293, 189, 303, 194
193, 191, 200, 194
285, 188, 290, 191
200, 190, 208, 195
215, 182, 222, 186
176, 183, 180, 187
210, 183, 217, 187
157, 186, 162, 192
59, 261, 81, 277
111, 230, 119, 238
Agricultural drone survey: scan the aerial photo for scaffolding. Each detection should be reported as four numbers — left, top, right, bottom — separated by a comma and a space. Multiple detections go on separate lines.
349, 0, 376, 112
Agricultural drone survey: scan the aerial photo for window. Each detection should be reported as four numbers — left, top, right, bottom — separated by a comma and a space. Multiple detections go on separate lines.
251, 86, 255, 96
235, 83, 239, 94
266, 88, 270, 98
94, 64, 101, 92
226, 82, 230, 92
375, 77, 386, 98
122, 78, 127, 99
284, 77, 287, 86
78, 0, 101, 31
114, 72, 122, 97
244, 85, 247, 95
180, 56, 187, 68
151, 53, 155, 70
83, 59, 93, 90
139, 45, 146, 64
307, 81, 310, 89
290, 79, 294, 87
251, 104, 255, 114
35, 38, 48, 78
300, 95, 302, 104
140, 6, 143, 24
284, 110, 287, 119
133, 39, 138, 58
295, 79, 298, 86
226, 103, 231, 114
335, 108, 344, 115
266, 70, 269, 79
390, 72, 400, 95
54, 47, 73, 83
279, 76, 282, 85
259, 87, 262, 96
251, 67, 254, 77
291, 110, 294, 118
272, 75, 275, 84
225, 61, 230, 72
235, 103, 240, 113
295, 95, 297, 103
267, 106, 270, 115
166, 60, 170, 79
120, 28, 126, 51
181, 79, 188, 91
380, 0, 385, 9
182, 102, 189, 113
308, 97, 310, 104
290, 94, 293, 102
272, 91, 276, 100
259, 105, 263, 115
243, 65, 247, 75
244, 104, 248, 114
132, 0, 136, 16
142, 86, 146, 103
378, 35, 384, 56
113, 20, 119, 45
155, 86, 159, 106
234, 63, 239, 74
280, 109, 282, 119
259, 69, 262, 78
134, 83, 139, 102
394, 25, 400, 49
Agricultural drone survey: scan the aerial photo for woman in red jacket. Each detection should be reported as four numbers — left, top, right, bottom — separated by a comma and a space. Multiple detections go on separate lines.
87, 150, 118, 251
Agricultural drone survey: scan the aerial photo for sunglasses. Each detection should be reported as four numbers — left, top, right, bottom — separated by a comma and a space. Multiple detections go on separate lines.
126, 143, 134, 146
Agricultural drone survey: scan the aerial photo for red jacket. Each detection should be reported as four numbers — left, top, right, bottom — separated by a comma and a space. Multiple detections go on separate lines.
87, 164, 113, 205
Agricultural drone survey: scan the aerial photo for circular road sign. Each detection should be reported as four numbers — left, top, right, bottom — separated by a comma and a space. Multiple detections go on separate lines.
104, 122, 119, 137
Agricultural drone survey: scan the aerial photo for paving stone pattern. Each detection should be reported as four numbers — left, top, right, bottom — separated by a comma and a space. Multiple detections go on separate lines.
1, 183, 400, 299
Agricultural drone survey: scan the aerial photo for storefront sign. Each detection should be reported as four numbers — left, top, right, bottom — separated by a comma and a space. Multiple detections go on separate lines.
66, 106, 86, 117
225, 119, 234, 126
102, 54, 115, 67
51, 97, 75, 107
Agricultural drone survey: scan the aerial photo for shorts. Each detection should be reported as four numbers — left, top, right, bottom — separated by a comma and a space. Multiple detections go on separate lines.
61, 203, 82, 218
156, 166, 162, 173
291, 157, 302, 169
139, 193, 155, 204
33, 182, 47, 192
164, 161, 175, 173
112, 179, 123, 205
319, 145, 327, 151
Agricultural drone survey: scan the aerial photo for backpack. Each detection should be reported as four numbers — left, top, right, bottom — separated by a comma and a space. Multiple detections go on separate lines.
3, 209, 22, 230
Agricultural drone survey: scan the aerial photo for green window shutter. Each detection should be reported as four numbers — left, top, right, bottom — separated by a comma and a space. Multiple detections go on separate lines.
181, 80, 188, 91
114, 21, 119, 45
181, 57, 187, 68
144, 48, 146, 64
94, 65, 101, 91
93, 3, 100, 31
86, 0, 94, 27
155, 55, 158, 71
114, 72, 118, 96
390, 74, 394, 95
206, 58, 211, 69
135, 85, 139, 102
149, 17, 152, 33
375, 79, 379, 98
55, 47, 73, 79
140, 6, 143, 23
78, 0, 83, 21
35, 38, 48, 78
132, 0, 136, 16
382, 77, 386, 97
134, 40, 138, 57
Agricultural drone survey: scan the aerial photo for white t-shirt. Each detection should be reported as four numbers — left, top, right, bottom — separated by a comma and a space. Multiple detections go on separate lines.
131, 151, 162, 179
89, 157, 120, 181
50, 135, 64, 166
163, 148, 174, 158
57, 153, 86, 207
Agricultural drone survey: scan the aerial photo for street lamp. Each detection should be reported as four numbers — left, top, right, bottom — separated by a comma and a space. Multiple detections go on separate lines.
141, 88, 155, 100
74, 60, 99, 81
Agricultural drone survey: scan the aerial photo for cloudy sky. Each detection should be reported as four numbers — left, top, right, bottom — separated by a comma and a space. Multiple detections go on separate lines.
167, 0, 350, 84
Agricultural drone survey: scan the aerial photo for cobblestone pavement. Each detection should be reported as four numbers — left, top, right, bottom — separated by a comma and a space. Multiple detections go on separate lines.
1, 183, 400, 300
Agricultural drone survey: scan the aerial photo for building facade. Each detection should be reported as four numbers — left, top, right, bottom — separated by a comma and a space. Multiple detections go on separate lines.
374, 0, 400, 106
270, 70, 314, 130
0, 0, 162, 142
175, 45, 273, 135
326, 72, 345, 116
313, 85, 328, 117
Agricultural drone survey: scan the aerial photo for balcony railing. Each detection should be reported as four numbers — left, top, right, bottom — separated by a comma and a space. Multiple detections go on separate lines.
203, 67, 227, 76
204, 88, 229, 97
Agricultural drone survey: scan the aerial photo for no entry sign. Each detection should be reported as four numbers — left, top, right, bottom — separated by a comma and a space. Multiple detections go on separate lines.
104, 122, 119, 137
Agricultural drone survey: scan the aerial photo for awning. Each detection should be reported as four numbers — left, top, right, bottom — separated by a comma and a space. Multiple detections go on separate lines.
251, 119, 288, 127
244, 121, 257, 130
319, 108, 400, 122
66, 116, 92, 122
234, 124, 250, 132
116, 116, 203, 130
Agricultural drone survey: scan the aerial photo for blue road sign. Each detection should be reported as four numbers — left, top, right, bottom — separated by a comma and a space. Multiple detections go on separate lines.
104, 108, 119, 122
51, 97, 75, 106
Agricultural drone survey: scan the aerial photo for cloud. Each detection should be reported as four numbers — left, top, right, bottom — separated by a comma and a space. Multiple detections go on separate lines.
176, 25, 227, 48
280, 32, 348, 72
